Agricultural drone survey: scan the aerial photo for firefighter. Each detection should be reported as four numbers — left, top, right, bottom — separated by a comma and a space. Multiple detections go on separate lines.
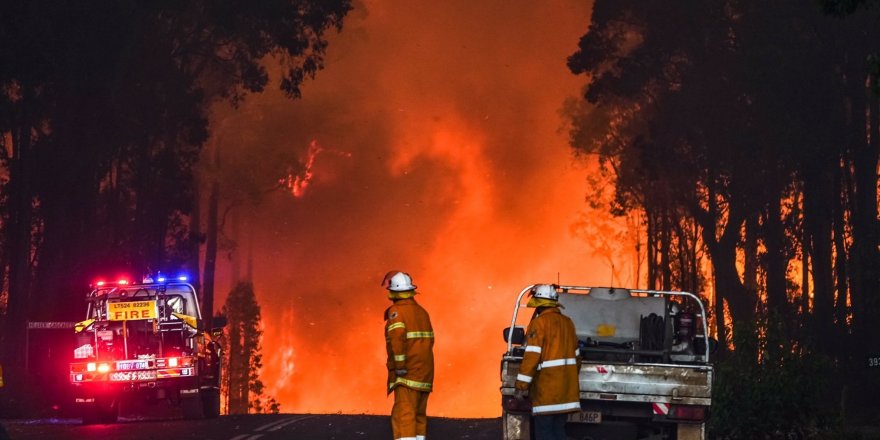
514, 284, 581, 440
382, 271, 434, 440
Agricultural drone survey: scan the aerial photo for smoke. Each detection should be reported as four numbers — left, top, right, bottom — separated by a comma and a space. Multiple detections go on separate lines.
211, 0, 599, 417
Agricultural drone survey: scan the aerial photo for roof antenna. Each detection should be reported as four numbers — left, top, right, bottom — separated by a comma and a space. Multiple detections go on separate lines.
610, 263, 615, 287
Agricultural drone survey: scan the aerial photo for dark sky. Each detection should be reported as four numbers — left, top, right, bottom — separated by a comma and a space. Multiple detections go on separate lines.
209, 0, 601, 417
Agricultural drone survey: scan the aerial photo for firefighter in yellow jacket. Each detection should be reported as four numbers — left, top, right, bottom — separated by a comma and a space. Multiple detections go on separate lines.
382, 271, 434, 440
514, 284, 581, 440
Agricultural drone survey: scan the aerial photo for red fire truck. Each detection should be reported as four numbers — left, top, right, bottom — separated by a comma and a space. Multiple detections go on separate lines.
69, 275, 224, 424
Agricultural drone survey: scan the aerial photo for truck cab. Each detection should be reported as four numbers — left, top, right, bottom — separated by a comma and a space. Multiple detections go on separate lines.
69, 276, 224, 424
501, 285, 714, 440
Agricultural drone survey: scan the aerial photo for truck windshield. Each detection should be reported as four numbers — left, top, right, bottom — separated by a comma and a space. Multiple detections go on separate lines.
86, 284, 199, 320
79, 284, 200, 360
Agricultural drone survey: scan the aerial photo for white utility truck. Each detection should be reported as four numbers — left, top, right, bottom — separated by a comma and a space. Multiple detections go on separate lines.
500, 285, 714, 440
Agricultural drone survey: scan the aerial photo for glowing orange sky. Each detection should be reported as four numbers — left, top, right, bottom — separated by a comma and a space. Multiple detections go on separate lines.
210, 0, 604, 418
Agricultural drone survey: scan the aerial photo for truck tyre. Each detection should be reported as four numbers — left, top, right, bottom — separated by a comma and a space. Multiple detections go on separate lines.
201, 388, 221, 418
181, 393, 205, 419
81, 398, 119, 425
501, 411, 535, 440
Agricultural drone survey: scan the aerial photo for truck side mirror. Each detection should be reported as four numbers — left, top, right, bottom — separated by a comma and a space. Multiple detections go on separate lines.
503, 326, 525, 345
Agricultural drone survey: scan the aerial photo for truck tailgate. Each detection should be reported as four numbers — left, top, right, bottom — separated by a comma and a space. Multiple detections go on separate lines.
502, 359, 712, 406
580, 362, 712, 405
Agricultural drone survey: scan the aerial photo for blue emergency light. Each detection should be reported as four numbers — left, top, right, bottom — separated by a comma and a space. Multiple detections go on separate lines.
142, 272, 189, 284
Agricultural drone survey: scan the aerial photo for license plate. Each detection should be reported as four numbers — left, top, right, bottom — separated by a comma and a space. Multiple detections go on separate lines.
567, 410, 602, 424
110, 370, 157, 382
117, 360, 150, 370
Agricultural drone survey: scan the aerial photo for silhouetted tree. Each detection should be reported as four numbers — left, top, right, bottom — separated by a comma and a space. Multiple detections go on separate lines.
568, 0, 880, 432
567, 0, 761, 350
222, 281, 276, 414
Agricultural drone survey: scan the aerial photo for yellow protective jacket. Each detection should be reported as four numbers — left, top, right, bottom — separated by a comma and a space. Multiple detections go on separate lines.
514, 307, 581, 415
384, 297, 434, 394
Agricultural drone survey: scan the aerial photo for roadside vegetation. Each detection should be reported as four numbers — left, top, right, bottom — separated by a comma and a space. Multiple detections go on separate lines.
566, 1, 880, 437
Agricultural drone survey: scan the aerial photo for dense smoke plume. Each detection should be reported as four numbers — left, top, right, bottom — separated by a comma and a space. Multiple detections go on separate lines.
211, 0, 599, 417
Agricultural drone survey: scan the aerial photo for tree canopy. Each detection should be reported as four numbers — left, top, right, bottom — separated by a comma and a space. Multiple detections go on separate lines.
0, 0, 351, 412
567, 0, 880, 433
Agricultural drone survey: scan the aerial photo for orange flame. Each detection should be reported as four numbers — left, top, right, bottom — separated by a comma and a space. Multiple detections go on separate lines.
280, 140, 351, 197
211, 0, 597, 418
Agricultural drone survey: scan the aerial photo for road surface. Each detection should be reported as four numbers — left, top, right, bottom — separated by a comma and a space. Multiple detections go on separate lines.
1, 414, 501, 440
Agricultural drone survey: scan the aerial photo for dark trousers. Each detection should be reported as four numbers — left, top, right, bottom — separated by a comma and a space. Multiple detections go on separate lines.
533, 413, 567, 440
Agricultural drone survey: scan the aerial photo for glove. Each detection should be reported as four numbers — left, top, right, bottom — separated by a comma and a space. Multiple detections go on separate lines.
513, 388, 527, 401
394, 369, 408, 377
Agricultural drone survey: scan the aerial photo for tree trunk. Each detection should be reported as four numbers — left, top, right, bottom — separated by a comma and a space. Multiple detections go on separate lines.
833, 158, 849, 337
3, 103, 34, 389
707, 234, 756, 355
246, 218, 254, 283
850, 73, 880, 353
799, 189, 811, 316
672, 216, 693, 291
188, 177, 202, 293
743, 215, 758, 300
699, 195, 755, 357
660, 207, 672, 291
764, 198, 789, 320
226, 318, 244, 414
647, 208, 657, 290
230, 209, 240, 284
804, 162, 835, 355
203, 179, 219, 331
690, 220, 699, 294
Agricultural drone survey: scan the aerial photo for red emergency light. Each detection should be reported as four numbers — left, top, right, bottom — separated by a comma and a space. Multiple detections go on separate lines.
92, 277, 133, 288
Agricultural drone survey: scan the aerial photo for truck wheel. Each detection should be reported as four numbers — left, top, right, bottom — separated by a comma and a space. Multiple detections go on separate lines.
201, 389, 221, 418
501, 410, 534, 440
82, 398, 118, 425
181, 393, 205, 419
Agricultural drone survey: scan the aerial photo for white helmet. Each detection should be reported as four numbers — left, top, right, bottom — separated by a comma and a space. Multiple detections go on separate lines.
532, 284, 558, 301
385, 271, 417, 292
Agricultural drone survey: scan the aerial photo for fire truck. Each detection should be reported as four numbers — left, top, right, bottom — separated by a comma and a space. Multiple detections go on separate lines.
500, 285, 715, 440
69, 275, 224, 424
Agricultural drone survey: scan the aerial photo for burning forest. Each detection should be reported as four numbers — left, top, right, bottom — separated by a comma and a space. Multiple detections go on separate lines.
206, 0, 597, 417
3, 0, 880, 438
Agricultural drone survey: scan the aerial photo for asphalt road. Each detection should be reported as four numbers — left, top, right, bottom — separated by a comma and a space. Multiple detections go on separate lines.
0, 414, 502, 440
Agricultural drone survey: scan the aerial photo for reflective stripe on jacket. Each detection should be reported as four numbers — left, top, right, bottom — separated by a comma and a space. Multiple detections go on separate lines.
514, 307, 581, 415
385, 297, 434, 394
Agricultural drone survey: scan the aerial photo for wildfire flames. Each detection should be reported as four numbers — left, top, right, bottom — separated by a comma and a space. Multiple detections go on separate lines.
280, 140, 352, 198
211, 0, 600, 418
